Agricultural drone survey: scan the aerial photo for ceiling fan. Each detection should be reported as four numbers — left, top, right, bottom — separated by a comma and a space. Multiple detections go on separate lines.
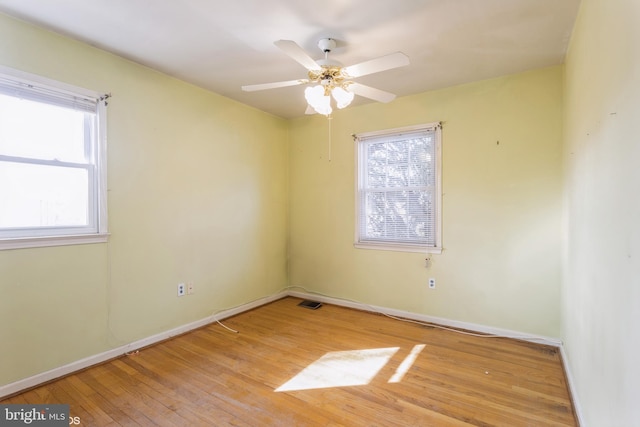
241, 38, 410, 116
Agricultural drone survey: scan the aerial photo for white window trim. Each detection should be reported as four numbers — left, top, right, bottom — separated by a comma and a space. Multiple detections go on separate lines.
0, 233, 109, 251
354, 122, 443, 254
0, 66, 109, 250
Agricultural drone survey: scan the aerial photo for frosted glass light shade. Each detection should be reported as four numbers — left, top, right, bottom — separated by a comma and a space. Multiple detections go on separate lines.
332, 86, 354, 109
305, 86, 332, 115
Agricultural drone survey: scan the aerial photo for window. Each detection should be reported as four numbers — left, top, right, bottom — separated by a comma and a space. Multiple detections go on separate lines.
355, 123, 442, 253
0, 67, 108, 250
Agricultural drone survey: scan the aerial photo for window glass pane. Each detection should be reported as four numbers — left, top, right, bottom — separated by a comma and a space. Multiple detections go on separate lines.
364, 190, 430, 243
387, 163, 409, 188
0, 161, 89, 228
407, 190, 430, 238
366, 142, 388, 188
408, 139, 430, 186
367, 142, 388, 161
365, 192, 386, 238
0, 93, 88, 163
386, 140, 407, 163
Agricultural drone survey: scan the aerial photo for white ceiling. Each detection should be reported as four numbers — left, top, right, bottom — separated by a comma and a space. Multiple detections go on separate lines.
0, 0, 580, 119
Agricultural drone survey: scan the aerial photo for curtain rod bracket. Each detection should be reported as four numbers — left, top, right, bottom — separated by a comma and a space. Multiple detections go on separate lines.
99, 93, 112, 106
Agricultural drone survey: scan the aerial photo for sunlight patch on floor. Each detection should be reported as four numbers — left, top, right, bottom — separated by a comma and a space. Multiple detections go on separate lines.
388, 344, 425, 383
275, 347, 400, 392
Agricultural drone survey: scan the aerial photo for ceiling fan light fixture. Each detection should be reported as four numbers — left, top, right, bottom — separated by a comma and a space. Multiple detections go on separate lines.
242, 39, 409, 116
332, 86, 354, 109
305, 85, 332, 116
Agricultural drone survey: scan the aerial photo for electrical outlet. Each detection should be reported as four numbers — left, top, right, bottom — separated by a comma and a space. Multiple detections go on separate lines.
177, 283, 186, 297
187, 282, 194, 295
428, 278, 436, 289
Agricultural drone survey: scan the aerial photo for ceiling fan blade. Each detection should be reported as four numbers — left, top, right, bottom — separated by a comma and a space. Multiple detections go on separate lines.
241, 79, 309, 92
348, 83, 397, 103
274, 40, 321, 71
343, 52, 410, 78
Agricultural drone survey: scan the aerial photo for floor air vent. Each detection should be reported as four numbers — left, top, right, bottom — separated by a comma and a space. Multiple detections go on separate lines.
298, 300, 322, 310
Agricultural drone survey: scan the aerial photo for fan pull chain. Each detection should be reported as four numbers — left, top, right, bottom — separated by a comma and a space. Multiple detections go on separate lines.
328, 115, 332, 162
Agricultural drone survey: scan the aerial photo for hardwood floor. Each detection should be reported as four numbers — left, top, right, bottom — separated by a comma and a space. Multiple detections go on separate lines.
2, 297, 577, 426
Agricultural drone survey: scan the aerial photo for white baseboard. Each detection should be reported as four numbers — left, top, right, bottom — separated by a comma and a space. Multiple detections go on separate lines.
288, 290, 563, 346
559, 345, 585, 426
0, 291, 287, 400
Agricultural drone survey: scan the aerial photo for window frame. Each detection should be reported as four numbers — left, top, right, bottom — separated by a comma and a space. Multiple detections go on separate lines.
354, 122, 442, 254
0, 66, 108, 250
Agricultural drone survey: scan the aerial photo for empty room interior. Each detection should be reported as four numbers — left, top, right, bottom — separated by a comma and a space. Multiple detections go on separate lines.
0, 0, 638, 425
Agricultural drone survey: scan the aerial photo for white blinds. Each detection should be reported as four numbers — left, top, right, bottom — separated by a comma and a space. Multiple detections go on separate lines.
0, 75, 98, 113
357, 125, 438, 247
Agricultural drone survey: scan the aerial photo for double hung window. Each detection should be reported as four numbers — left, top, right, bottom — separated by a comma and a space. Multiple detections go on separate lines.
0, 67, 108, 249
355, 123, 442, 253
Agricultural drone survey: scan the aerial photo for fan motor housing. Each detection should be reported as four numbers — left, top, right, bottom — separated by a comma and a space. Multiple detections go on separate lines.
308, 65, 348, 85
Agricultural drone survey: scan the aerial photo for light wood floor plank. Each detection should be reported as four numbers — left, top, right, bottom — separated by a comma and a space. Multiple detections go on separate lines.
2, 297, 577, 426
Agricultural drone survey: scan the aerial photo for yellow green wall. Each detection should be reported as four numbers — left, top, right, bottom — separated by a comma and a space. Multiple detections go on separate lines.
563, 0, 640, 424
289, 66, 563, 337
0, 13, 288, 386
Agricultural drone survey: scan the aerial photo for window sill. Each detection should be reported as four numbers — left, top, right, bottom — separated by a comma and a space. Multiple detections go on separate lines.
0, 233, 109, 251
354, 242, 443, 254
